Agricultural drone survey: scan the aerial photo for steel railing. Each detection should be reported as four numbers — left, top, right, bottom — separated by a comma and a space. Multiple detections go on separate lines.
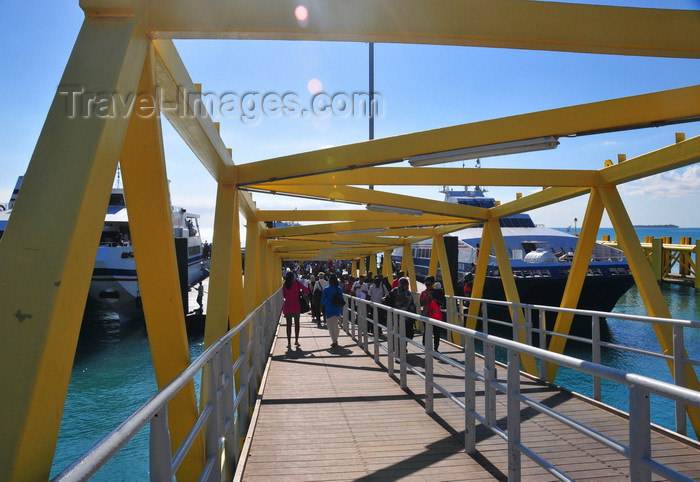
343, 294, 700, 482
52, 289, 283, 481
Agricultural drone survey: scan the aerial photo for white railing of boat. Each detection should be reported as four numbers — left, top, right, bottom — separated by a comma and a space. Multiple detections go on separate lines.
345, 295, 700, 482
52, 289, 283, 482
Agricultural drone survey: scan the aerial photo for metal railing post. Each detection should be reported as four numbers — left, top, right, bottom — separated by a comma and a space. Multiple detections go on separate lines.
221, 340, 236, 477
592, 315, 602, 401
238, 317, 250, 432
387, 310, 395, 378
538, 308, 547, 381
484, 341, 497, 428
629, 385, 652, 482
149, 406, 172, 481
204, 355, 222, 481
507, 349, 522, 482
425, 321, 434, 414
372, 304, 380, 362
399, 314, 407, 389
464, 334, 476, 454
673, 324, 688, 435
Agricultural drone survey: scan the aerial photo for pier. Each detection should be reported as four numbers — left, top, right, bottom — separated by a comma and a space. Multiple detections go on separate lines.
600, 237, 698, 290
235, 312, 700, 481
2, 1, 700, 480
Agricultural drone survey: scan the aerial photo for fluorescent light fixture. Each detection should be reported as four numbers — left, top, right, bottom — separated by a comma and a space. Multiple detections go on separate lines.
330, 241, 363, 246
337, 228, 387, 235
407, 136, 560, 167
366, 204, 423, 216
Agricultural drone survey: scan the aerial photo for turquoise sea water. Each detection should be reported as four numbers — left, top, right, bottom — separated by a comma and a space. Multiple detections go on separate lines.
50, 229, 699, 478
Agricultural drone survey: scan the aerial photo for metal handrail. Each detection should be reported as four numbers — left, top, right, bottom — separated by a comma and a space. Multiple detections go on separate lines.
52, 289, 283, 481
344, 294, 700, 481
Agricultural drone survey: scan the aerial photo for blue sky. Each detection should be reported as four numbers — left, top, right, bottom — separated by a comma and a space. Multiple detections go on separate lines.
2, 1, 700, 242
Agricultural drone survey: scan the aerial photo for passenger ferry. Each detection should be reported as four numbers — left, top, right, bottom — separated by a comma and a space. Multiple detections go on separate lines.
0, 176, 210, 321
393, 187, 635, 334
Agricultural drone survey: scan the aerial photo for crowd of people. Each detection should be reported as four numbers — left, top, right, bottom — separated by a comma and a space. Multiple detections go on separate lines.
280, 260, 459, 356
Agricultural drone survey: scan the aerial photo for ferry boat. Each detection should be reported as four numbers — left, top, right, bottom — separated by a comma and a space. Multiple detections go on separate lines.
393, 187, 635, 335
0, 176, 210, 321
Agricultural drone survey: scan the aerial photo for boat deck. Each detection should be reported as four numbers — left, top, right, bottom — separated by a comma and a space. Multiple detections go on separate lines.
234, 313, 700, 481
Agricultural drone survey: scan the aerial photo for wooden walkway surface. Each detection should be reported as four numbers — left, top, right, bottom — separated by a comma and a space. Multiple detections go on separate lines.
234, 313, 700, 481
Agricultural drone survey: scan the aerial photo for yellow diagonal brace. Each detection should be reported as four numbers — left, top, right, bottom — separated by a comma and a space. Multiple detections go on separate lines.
428, 239, 439, 279
151, 40, 234, 182
248, 184, 487, 220
205, 184, 238, 346
546, 189, 602, 382
599, 135, 700, 185
401, 242, 417, 293
597, 185, 700, 434
487, 219, 538, 375
492, 187, 590, 219
266, 167, 598, 188
236, 85, 700, 185
142, 0, 700, 58
383, 249, 393, 278
244, 221, 261, 315
466, 227, 492, 330
120, 46, 204, 479
256, 209, 463, 224
0, 17, 147, 480
433, 236, 458, 344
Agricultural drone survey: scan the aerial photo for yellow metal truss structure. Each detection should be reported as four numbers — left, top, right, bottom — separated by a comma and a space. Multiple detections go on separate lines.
1, 0, 700, 478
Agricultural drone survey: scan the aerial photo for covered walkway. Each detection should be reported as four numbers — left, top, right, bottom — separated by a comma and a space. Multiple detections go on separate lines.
234, 312, 700, 481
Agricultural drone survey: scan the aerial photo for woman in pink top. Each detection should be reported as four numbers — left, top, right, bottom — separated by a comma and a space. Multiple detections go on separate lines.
282, 271, 310, 349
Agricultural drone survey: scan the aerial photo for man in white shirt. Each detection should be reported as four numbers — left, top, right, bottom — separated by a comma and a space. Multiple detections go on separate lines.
367, 275, 388, 336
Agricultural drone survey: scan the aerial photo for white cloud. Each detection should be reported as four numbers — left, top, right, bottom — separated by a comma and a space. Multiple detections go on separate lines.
620, 165, 700, 199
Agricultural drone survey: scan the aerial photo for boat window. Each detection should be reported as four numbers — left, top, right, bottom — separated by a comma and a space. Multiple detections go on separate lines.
109, 193, 126, 206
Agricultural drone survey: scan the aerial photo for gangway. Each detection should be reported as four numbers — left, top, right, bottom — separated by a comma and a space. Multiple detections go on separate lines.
53, 293, 700, 481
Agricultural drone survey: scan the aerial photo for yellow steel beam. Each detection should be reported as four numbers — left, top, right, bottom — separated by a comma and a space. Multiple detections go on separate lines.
597, 185, 700, 434
270, 235, 407, 246
120, 47, 204, 479
236, 85, 700, 185
248, 184, 488, 220
382, 249, 393, 278
486, 219, 538, 375
466, 227, 492, 330
256, 209, 463, 224
598, 135, 700, 185
151, 40, 234, 182
266, 167, 598, 188
267, 220, 435, 238
401, 242, 418, 293
0, 17, 148, 480
205, 184, 238, 345
492, 187, 590, 219
243, 220, 261, 315
546, 189, 602, 381
139, 0, 700, 59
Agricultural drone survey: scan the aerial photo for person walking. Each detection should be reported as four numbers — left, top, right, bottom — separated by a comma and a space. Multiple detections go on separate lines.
384, 277, 417, 340
321, 274, 344, 348
281, 271, 310, 349
422, 282, 445, 352
367, 275, 389, 335
313, 272, 329, 326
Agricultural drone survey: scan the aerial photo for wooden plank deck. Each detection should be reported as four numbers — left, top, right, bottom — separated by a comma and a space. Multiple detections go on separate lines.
234, 313, 700, 481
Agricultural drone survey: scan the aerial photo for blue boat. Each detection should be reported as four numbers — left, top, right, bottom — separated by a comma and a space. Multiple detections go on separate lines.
393, 187, 635, 336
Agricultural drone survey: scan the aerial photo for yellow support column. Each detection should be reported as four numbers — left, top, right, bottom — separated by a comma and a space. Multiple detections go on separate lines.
257, 228, 269, 304
598, 185, 700, 434
120, 47, 204, 479
228, 196, 245, 330
433, 235, 458, 342
487, 219, 538, 375
466, 226, 492, 330
244, 221, 261, 315
428, 241, 439, 278
546, 189, 603, 381
205, 183, 238, 346
382, 249, 393, 279
0, 16, 147, 480
369, 253, 378, 275
402, 241, 418, 293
